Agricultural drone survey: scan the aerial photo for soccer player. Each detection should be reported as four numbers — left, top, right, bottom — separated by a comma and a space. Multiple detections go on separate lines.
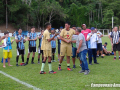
95, 28, 104, 58
58, 22, 75, 71
110, 26, 120, 60
15, 29, 26, 66
2, 31, 14, 68
87, 27, 99, 65
38, 30, 44, 64
50, 28, 57, 62
57, 27, 63, 61
71, 25, 77, 68
25, 26, 37, 65
40, 22, 58, 74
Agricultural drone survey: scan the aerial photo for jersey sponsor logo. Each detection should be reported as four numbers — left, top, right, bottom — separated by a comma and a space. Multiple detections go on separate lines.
66, 35, 70, 39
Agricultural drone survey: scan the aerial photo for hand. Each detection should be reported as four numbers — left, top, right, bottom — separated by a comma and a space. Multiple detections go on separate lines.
55, 33, 59, 36
116, 42, 118, 44
12, 39, 15, 42
20, 37, 23, 40
91, 34, 93, 36
76, 49, 79, 54
66, 40, 71, 43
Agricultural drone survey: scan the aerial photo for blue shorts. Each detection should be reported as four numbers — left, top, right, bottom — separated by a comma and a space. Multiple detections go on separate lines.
97, 43, 103, 51
72, 47, 77, 58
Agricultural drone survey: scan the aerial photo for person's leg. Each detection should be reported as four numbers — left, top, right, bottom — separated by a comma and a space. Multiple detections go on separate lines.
72, 47, 76, 68
8, 51, 12, 66
92, 49, 98, 63
16, 56, 19, 65
22, 54, 24, 63
58, 44, 60, 60
3, 58, 6, 67
3, 52, 7, 67
88, 49, 92, 64
38, 53, 40, 62
113, 44, 116, 60
97, 44, 99, 57
31, 52, 35, 63
26, 47, 31, 64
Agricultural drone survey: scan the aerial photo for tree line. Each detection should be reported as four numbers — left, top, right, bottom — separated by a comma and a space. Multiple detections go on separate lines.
0, 0, 120, 30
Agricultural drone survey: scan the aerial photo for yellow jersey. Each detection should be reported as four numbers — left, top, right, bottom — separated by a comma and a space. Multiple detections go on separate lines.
41, 29, 51, 50
60, 28, 75, 45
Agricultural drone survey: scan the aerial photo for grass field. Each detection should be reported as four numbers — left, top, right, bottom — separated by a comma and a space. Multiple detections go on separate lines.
0, 36, 120, 90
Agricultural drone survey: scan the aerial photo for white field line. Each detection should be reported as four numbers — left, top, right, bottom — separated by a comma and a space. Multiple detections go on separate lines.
0, 71, 41, 90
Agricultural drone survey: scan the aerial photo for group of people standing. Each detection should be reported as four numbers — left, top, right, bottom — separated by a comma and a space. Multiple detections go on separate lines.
1, 22, 119, 75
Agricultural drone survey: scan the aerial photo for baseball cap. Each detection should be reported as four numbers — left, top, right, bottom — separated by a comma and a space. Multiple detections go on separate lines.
82, 24, 86, 27
51, 28, 54, 30
90, 27, 95, 30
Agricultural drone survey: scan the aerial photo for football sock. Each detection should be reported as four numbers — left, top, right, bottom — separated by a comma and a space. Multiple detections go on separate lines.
52, 54, 54, 60
38, 59, 40, 62
16, 56, 19, 64
32, 57, 34, 62
41, 62, 45, 71
48, 62, 52, 71
97, 55, 99, 56
59, 63, 61, 67
22, 56, 24, 63
67, 63, 70, 68
119, 56, 120, 58
114, 56, 116, 58
26, 58, 29, 63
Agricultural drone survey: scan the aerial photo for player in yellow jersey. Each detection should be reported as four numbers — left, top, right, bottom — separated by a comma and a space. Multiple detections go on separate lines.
40, 22, 58, 74
58, 22, 75, 71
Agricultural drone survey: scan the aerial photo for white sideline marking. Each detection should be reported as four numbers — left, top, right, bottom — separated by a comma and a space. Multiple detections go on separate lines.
0, 71, 41, 90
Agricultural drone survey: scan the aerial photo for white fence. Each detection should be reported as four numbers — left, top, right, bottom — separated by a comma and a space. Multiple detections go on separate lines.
98, 29, 110, 36
0, 33, 13, 37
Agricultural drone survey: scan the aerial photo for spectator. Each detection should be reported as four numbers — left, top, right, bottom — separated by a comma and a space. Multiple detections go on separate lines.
102, 42, 111, 56
76, 28, 90, 75
87, 27, 99, 65
95, 28, 104, 58
110, 26, 120, 60
81, 24, 91, 47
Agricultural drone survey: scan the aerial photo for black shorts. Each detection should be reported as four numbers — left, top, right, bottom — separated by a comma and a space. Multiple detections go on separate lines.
113, 43, 120, 51
52, 48, 56, 53
58, 44, 61, 54
17, 49, 25, 55
29, 47, 36, 53
38, 47, 43, 54
97, 43, 103, 51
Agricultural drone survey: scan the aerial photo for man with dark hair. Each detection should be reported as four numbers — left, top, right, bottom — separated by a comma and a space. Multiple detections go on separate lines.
58, 22, 75, 71
110, 26, 120, 60
15, 29, 26, 66
102, 42, 111, 55
25, 26, 37, 65
40, 23, 58, 74
75, 28, 89, 75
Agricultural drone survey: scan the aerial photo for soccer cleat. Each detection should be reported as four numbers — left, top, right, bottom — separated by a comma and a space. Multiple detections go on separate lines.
79, 70, 85, 73
119, 57, 120, 60
40, 71, 46, 74
67, 67, 73, 71
96, 56, 99, 58
16, 64, 19, 67
20, 63, 25, 66
24, 62, 28, 65
101, 56, 104, 58
58, 67, 62, 71
113, 57, 116, 60
31, 62, 35, 64
89, 63, 92, 65
38, 61, 40, 64
73, 65, 76, 68
94, 62, 99, 64
49, 70, 57, 74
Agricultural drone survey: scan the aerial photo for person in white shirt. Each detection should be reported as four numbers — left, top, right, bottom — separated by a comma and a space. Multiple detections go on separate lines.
87, 27, 99, 65
95, 29, 103, 58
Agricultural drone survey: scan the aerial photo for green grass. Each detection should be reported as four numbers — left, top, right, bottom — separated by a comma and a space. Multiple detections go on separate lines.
0, 36, 120, 90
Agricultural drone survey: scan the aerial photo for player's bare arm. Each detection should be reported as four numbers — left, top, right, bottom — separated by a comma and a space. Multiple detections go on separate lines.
60, 36, 70, 43
38, 34, 42, 39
